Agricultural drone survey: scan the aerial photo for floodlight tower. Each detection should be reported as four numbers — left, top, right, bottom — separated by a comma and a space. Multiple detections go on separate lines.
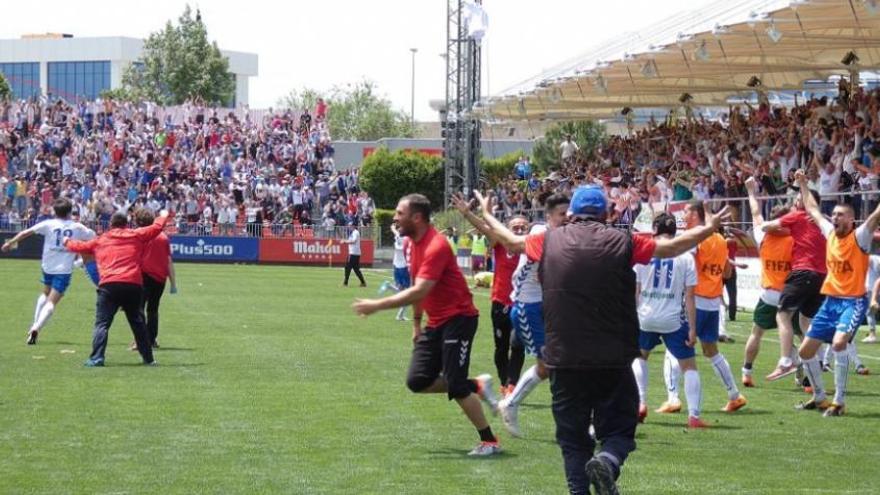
443, 0, 483, 207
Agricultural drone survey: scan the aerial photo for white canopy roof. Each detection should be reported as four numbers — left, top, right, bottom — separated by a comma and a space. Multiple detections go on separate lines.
485, 0, 880, 121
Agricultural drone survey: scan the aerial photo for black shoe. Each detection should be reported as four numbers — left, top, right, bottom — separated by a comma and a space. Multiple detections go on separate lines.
26, 329, 38, 345
586, 457, 620, 495
718, 335, 735, 344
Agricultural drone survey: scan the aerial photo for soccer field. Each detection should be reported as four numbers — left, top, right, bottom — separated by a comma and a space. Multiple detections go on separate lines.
0, 259, 877, 494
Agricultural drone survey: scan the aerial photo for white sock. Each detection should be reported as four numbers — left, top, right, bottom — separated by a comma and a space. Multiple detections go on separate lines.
822, 344, 833, 365
395, 306, 407, 320
709, 353, 740, 401
684, 369, 702, 418
663, 350, 681, 403
32, 301, 55, 332
632, 358, 648, 404
803, 357, 826, 401
834, 351, 850, 405
507, 364, 543, 406
847, 342, 863, 369
33, 293, 47, 325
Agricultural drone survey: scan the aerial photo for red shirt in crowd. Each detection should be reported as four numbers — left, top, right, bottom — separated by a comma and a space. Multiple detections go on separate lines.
142, 232, 172, 282
779, 209, 827, 274
64, 216, 169, 286
410, 226, 479, 328
523, 229, 657, 266
491, 244, 519, 306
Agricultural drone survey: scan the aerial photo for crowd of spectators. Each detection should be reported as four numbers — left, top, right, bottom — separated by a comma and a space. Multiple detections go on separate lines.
491, 83, 880, 228
0, 96, 376, 237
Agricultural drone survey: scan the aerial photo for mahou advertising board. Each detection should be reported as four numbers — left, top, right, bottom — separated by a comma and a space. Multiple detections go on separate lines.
259, 237, 375, 265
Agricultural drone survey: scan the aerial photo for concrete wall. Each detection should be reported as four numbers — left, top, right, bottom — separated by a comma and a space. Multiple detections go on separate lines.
333, 138, 535, 169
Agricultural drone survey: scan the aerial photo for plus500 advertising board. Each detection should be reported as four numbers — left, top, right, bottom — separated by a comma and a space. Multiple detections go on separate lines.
169, 236, 259, 262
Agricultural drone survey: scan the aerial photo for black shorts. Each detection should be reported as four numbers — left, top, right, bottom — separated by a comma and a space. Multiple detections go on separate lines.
406, 315, 479, 400
778, 270, 826, 319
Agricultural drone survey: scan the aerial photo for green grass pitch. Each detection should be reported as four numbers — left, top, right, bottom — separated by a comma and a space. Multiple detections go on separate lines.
0, 259, 878, 494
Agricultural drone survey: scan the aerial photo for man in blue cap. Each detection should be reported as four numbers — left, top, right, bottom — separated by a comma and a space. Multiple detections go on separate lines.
464, 185, 730, 495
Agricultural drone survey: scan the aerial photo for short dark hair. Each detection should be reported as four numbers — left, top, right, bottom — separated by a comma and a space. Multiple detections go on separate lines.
402, 194, 431, 222
110, 212, 129, 228
834, 202, 855, 215
545, 193, 571, 211
134, 208, 155, 227
53, 198, 72, 218
770, 204, 790, 220
688, 200, 706, 223
653, 212, 677, 237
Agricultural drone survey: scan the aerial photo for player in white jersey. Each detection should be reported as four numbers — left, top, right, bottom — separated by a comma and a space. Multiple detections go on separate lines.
631, 213, 707, 428
2, 198, 95, 344
378, 223, 411, 321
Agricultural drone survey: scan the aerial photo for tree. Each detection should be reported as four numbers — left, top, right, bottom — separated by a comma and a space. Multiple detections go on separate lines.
532, 120, 607, 172
0, 73, 11, 101
278, 80, 416, 141
119, 5, 235, 106
358, 147, 443, 210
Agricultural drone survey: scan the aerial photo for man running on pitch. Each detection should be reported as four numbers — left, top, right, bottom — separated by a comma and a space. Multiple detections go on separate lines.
2, 198, 95, 344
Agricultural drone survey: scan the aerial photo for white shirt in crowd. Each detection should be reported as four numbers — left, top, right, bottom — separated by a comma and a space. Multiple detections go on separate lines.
348, 229, 361, 256
635, 252, 697, 333
30, 218, 95, 274
818, 166, 841, 196
393, 234, 407, 269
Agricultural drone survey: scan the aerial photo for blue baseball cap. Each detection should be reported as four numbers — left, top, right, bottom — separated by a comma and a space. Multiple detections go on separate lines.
568, 185, 608, 216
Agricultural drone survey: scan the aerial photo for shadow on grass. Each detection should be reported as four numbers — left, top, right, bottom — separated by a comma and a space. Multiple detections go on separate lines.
647, 421, 743, 431
426, 448, 519, 460
154, 347, 197, 352
519, 403, 551, 411
843, 411, 880, 419
844, 390, 880, 398
105, 362, 207, 368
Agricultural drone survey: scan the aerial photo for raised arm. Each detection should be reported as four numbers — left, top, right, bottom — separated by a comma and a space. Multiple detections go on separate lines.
744, 176, 763, 225
653, 205, 731, 258
796, 169, 824, 226
452, 191, 526, 254
135, 211, 170, 242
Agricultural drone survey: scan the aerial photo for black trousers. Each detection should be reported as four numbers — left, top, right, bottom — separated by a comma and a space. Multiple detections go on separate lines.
491, 301, 525, 387
406, 315, 479, 400
550, 367, 638, 495
91, 283, 154, 364
344, 255, 366, 286
724, 269, 737, 321
141, 275, 166, 345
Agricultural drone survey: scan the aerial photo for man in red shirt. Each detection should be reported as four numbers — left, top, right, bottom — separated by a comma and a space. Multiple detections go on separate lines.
488, 216, 527, 396
761, 179, 827, 380
133, 209, 177, 350
64, 209, 170, 367
352, 193, 501, 457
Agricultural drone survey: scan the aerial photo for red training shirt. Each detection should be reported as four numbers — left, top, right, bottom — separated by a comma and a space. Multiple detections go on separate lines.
524, 230, 656, 266
490, 244, 519, 306
65, 216, 169, 286
410, 226, 479, 328
142, 232, 172, 282
779, 209, 827, 274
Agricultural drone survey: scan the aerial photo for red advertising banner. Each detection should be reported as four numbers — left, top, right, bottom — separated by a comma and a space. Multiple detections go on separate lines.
259, 237, 375, 265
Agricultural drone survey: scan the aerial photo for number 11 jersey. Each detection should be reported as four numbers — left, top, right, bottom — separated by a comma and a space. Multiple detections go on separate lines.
634, 253, 697, 333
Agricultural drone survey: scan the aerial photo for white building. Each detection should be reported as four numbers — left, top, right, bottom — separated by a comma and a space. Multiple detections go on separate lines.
0, 34, 258, 106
